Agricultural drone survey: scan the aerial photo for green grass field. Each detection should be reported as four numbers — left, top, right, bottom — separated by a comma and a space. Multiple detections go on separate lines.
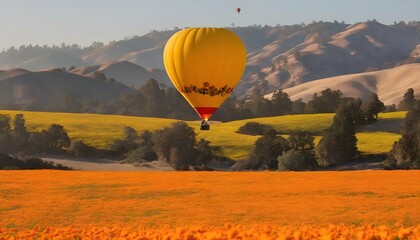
377, 111, 407, 119
0, 110, 405, 160
356, 132, 401, 154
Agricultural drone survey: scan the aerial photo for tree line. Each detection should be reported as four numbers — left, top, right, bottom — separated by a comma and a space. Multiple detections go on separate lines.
234, 88, 419, 171
109, 123, 226, 170
0, 113, 225, 171
0, 114, 72, 155
38, 78, 409, 122
1, 88, 417, 171
0, 114, 74, 170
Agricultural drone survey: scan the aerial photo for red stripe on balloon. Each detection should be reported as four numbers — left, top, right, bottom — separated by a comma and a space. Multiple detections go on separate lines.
195, 107, 218, 120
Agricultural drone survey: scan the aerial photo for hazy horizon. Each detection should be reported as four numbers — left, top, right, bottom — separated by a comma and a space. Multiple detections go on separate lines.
1, 0, 419, 50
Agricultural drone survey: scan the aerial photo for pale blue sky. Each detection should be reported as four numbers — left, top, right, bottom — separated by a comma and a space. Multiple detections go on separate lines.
1, 0, 419, 50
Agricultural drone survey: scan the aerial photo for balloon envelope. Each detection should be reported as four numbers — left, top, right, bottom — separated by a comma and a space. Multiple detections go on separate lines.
163, 28, 247, 120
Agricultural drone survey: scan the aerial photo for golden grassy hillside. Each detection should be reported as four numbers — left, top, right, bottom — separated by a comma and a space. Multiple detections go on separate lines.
0, 110, 405, 160
265, 63, 420, 105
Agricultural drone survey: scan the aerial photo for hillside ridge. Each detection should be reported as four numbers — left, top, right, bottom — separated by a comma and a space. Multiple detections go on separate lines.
1, 21, 419, 96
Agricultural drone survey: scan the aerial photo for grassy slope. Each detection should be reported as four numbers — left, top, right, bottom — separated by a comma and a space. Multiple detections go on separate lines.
0, 110, 405, 160
0, 111, 177, 149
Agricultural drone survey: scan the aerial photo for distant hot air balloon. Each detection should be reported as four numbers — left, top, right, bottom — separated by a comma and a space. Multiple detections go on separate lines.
163, 28, 247, 127
236, 8, 241, 13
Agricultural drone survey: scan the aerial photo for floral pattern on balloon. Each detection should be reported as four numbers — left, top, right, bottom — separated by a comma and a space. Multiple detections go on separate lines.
182, 82, 234, 97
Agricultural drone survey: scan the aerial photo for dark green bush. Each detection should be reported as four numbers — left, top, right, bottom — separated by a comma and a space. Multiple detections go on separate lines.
238, 122, 274, 135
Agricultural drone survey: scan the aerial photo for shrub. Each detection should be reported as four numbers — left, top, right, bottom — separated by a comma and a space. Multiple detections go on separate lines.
288, 131, 315, 151
124, 146, 158, 163
110, 126, 139, 154
0, 154, 72, 170
238, 122, 274, 135
69, 140, 94, 157
278, 149, 317, 171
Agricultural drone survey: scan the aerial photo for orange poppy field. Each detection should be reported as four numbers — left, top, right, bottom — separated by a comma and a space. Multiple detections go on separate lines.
0, 170, 419, 239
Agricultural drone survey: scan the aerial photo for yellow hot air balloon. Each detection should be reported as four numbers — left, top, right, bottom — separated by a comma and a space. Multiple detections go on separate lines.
163, 28, 247, 123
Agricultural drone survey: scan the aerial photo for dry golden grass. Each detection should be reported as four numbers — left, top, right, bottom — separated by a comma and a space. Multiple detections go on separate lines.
0, 110, 177, 149
0, 171, 418, 233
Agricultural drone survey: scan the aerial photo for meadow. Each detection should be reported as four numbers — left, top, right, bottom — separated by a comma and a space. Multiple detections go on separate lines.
0, 170, 418, 239
0, 111, 416, 239
0, 110, 404, 160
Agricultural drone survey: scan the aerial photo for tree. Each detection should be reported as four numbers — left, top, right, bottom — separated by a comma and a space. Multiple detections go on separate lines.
270, 90, 292, 115
110, 126, 139, 154
291, 98, 306, 114
27, 131, 50, 153
288, 131, 315, 151
335, 98, 364, 126
195, 139, 212, 166
55, 94, 82, 113
0, 114, 11, 133
385, 100, 420, 169
139, 79, 169, 117
152, 122, 196, 169
169, 147, 193, 170
244, 88, 272, 117
305, 88, 343, 113
124, 130, 158, 162
0, 114, 13, 153
116, 92, 147, 116
45, 124, 71, 152
164, 87, 199, 120
315, 99, 359, 167
69, 140, 93, 157
12, 114, 29, 149
384, 104, 397, 112
137, 130, 153, 147
363, 93, 385, 122
398, 88, 415, 111
212, 95, 254, 122
248, 129, 290, 170
277, 149, 317, 171
125, 145, 158, 163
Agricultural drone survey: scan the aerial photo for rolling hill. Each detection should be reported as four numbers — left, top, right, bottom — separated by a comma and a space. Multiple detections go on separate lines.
406, 44, 420, 63
0, 69, 134, 110
81, 30, 175, 68
265, 63, 420, 105
239, 21, 420, 95
1, 21, 419, 97
0, 110, 405, 160
70, 61, 171, 88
